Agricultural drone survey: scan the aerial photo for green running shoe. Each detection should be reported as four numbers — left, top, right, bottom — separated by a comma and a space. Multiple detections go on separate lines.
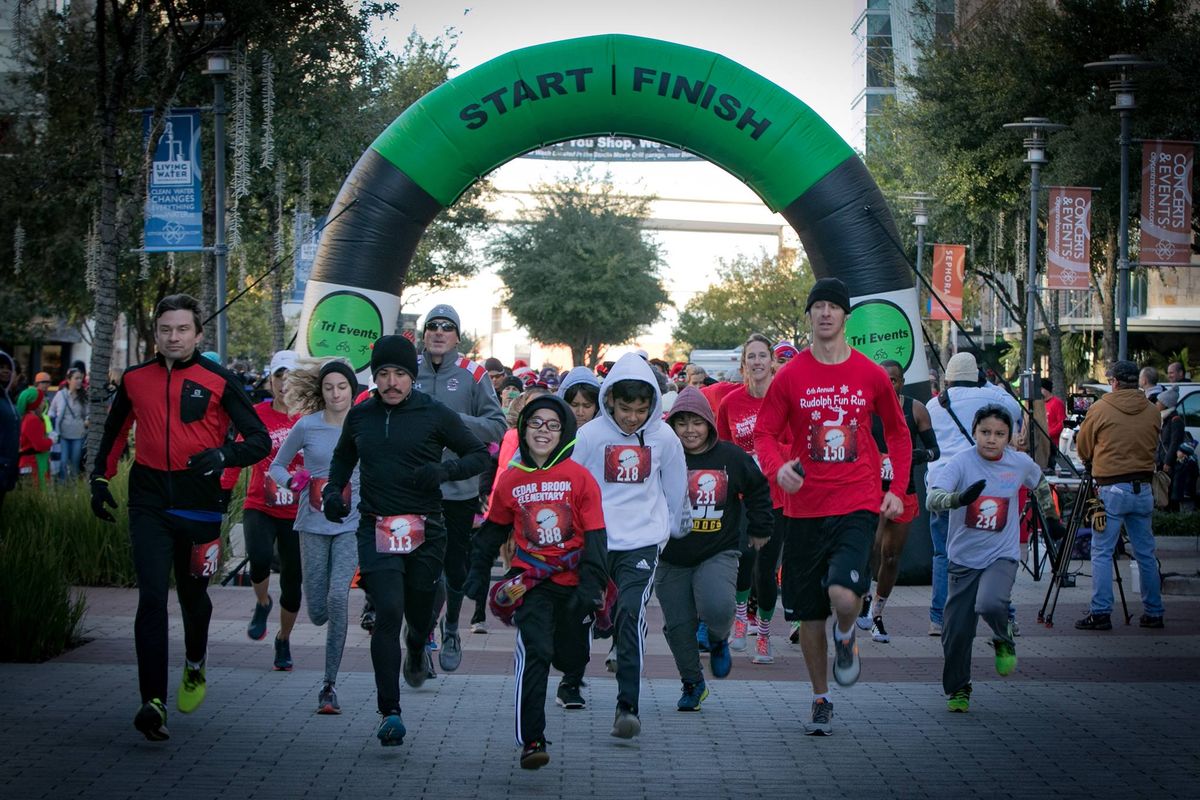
947, 686, 971, 713
135, 698, 170, 740
177, 663, 206, 713
994, 638, 1017, 677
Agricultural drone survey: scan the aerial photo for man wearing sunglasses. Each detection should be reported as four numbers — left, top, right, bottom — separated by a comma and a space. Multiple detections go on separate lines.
414, 304, 507, 672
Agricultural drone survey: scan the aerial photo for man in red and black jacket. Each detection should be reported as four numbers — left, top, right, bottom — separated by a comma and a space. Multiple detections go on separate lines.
90, 294, 269, 742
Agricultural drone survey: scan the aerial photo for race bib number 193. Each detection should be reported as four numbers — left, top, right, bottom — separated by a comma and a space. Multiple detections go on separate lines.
604, 445, 652, 484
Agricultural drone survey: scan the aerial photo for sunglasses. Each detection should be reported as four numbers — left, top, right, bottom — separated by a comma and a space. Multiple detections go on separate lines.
425, 321, 457, 333
526, 417, 562, 432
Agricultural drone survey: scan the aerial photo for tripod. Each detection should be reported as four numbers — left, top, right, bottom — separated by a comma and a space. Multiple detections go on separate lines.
1038, 474, 1132, 627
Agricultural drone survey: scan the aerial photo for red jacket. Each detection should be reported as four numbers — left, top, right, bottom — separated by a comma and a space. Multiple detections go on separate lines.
19, 411, 53, 485
94, 352, 270, 512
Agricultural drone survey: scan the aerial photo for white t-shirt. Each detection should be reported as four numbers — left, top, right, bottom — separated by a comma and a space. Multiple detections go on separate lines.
926, 385, 1024, 486
931, 446, 1043, 569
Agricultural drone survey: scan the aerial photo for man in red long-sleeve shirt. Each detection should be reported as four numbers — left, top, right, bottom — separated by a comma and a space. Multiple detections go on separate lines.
752, 278, 912, 736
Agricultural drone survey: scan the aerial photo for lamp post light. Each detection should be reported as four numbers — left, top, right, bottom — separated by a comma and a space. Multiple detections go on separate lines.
1084, 54, 1163, 361
202, 49, 232, 365
1002, 117, 1066, 384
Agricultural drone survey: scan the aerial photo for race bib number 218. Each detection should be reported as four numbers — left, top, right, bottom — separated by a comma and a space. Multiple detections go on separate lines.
604, 445, 652, 484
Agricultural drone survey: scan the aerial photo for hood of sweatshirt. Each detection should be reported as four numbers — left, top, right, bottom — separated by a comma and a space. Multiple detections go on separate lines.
665, 385, 717, 452
516, 394, 577, 470
597, 353, 663, 438
556, 366, 601, 399
0, 349, 14, 393
1101, 388, 1155, 417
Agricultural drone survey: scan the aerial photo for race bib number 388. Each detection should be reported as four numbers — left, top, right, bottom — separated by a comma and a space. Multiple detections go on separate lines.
604, 445, 652, 484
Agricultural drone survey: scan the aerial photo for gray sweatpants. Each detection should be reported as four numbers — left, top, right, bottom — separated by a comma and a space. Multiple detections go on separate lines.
298, 530, 359, 685
608, 545, 660, 714
655, 550, 738, 684
942, 558, 1017, 695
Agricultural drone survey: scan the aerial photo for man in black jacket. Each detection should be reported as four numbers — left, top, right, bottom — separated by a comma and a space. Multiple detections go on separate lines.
323, 334, 489, 747
90, 294, 270, 742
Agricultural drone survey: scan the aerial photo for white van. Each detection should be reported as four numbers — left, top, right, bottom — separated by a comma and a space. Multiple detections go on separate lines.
687, 348, 743, 381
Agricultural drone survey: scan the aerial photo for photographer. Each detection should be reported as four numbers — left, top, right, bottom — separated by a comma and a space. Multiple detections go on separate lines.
1074, 360, 1164, 631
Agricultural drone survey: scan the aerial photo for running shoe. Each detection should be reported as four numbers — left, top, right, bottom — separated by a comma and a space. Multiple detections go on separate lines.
520, 739, 550, 770
993, 638, 1017, 677
788, 621, 801, 645
746, 611, 759, 636
611, 706, 641, 739
709, 638, 732, 679
427, 630, 440, 652
696, 621, 710, 653
804, 698, 833, 736
676, 680, 709, 712
1074, 612, 1112, 631
751, 631, 774, 664
730, 617, 749, 652
403, 642, 428, 688
377, 712, 406, 746
856, 594, 873, 631
1011, 620, 1021, 637
470, 605, 488, 633
317, 683, 340, 715
177, 662, 206, 713
928, 621, 943, 636
555, 681, 585, 710
947, 686, 971, 713
360, 603, 376, 632
247, 596, 273, 641
470, 620, 489, 634
605, 643, 617, 673
832, 626, 860, 687
273, 637, 293, 671
439, 623, 462, 673
870, 616, 890, 644
1139, 614, 1164, 629
425, 648, 438, 681
134, 698, 170, 741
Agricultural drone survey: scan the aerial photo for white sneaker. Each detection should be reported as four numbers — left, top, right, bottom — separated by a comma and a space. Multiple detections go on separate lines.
751, 632, 774, 664
730, 618, 749, 652
929, 621, 943, 636
855, 594, 872, 631
605, 643, 617, 673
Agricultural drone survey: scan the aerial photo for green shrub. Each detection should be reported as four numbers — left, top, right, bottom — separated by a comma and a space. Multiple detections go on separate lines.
0, 509, 87, 662
1154, 511, 1200, 537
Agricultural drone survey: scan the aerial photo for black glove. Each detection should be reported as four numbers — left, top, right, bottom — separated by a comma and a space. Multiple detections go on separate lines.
187, 447, 226, 476
90, 477, 117, 523
911, 448, 931, 465
567, 589, 599, 622
322, 485, 350, 523
409, 463, 448, 493
462, 568, 489, 603
955, 479, 987, 508
219, 488, 233, 513
1046, 516, 1068, 541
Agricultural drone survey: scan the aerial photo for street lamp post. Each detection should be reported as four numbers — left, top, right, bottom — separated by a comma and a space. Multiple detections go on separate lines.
1084, 54, 1162, 361
900, 192, 939, 352
203, 50, 232, 365
1002, 117, 1066, 381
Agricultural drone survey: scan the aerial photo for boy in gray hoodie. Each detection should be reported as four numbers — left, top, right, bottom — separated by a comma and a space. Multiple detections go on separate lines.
572, 353, 688, 738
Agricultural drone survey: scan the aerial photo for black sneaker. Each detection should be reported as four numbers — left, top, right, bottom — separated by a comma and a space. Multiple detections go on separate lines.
855, 594, 872, 631
831, 626, 861, 687
317, 683, 340, 715
247, 596, 273, 641
1139, 614, 1164, 628
403, 641, 428, 688
360, 602, 376, 633
273, 637, 293, 671
134, 698, 170, 741
804, 698, 833, 735
520, 739, 550, 770
555, 681, 585, 710
610, 706, 641, 739
1074, 612, 1112, 631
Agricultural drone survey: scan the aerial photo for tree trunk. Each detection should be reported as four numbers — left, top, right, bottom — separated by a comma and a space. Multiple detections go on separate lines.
1047, 291, 1067, 398
570, 343, 586, 370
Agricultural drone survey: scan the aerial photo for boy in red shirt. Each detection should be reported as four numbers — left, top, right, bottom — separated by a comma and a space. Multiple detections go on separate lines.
753, 278, 912, 736
464, 395, 608, 770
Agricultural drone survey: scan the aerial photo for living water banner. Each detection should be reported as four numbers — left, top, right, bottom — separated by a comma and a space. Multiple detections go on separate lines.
144, 109, 203, 252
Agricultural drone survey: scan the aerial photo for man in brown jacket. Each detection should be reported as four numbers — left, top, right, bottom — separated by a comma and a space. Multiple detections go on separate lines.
1074, 360, 1164, 630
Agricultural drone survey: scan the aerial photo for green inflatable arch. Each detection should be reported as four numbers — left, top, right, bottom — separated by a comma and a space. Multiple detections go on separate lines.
299, 34, 928, 386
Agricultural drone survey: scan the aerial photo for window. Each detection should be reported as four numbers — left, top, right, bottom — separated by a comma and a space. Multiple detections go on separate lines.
1178, 391, 1200, 432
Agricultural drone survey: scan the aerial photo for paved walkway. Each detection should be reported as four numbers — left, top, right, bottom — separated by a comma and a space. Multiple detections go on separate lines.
5, 550, 1199, 799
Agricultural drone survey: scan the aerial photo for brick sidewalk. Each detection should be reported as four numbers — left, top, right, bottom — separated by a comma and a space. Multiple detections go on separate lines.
5, 566, 1199, 799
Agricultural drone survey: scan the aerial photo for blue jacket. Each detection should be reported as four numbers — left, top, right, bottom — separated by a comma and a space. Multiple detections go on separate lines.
0, 350, 20, 491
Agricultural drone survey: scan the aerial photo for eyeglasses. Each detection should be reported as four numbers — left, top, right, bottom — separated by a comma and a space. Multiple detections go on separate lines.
526, 417, 562, 432
425, 321, 457, 333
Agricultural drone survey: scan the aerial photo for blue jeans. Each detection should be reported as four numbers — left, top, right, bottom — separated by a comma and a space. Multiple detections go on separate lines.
57, 437, 84, 480
1090, 482, 1163, 617
929, 510, 948, 624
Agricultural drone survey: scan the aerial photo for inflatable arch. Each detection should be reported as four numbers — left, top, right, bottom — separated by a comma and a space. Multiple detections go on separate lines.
298, 34, 929, 389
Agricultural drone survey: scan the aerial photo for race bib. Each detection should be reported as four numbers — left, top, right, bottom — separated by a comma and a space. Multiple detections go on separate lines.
687, 469, 728, 532
374, 514, 426, 554
604, 444, 652, 484
263, 474, 297, 508
965, 495, 1009, 532
307, 478, 352, 512
880, 456, 894, 482
188, 539, 221, 579
809, 424, 858, 463
520, 501, 575, 548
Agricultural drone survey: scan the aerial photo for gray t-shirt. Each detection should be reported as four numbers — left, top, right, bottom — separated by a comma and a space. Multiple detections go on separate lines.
931, 446, 1043, 569
269, 411, 360, 535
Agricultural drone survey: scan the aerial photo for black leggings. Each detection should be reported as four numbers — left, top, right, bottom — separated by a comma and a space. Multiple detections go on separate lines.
434, 497, 478, 628
753, 508, 787, 617
243, 509, 303, 613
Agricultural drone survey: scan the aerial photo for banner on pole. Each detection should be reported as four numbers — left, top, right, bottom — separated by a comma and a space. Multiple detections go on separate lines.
1046, 187, 1092, 289
1139, 140, 1194, 266
144, 109, 203, 252
291, 213, 324, 302
929, 243, 965, 321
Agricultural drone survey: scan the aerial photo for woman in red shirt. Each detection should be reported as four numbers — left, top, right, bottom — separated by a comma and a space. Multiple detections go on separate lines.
715, 333, 787, 663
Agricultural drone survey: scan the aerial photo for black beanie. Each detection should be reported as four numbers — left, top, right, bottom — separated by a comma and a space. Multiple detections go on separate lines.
319, 359, 359, 392
370, 335, 418, 378
805, 277, 852, 315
